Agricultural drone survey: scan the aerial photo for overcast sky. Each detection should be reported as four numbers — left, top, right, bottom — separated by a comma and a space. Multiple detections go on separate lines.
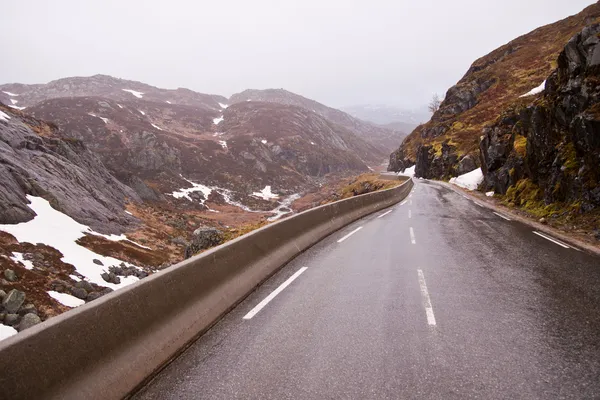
0, 0, 595, 108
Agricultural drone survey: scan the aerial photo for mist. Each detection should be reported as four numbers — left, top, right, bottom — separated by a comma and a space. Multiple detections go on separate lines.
0, 0, 595, 108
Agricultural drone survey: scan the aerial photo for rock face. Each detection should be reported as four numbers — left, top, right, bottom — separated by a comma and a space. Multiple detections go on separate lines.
481, 23, 600, 211
2, 289, 25, 313
388, 3, 600, 178
184, 226, 224, 259
0, 105, 140, 233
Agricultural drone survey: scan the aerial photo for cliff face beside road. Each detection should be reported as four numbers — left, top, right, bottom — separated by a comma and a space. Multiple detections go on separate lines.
389, 3, 600, 178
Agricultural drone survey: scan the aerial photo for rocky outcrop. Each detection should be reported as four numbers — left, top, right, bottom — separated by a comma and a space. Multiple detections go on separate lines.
481, 24, 600, 211
184, 226, 224, 259
388, 3, 600, 177
0, 105, 140, 233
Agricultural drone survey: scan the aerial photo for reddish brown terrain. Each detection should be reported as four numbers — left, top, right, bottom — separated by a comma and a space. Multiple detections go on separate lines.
0, 76, 402, 332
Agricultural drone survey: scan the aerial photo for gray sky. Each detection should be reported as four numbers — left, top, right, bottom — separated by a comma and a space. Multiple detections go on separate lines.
0, 0, 595, 108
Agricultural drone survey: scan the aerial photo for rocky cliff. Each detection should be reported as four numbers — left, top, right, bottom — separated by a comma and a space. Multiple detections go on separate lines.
0, 104, 140, 234
480, 23, 600, 213
389, 3, 600, 178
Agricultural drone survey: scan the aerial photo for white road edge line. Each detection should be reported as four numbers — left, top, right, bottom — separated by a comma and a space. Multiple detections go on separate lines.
473, 201, 484, 207
408, 209, 412, 219
409, 199, 413, 205
493, 212, 511, 221
409, 227, 416, 244
337, 226, 363, 243
533, 231, 570, 249
400, 200, 407, 206
377, 210, 393, 219
243, 267, 308, 320
417, 269, 436, 326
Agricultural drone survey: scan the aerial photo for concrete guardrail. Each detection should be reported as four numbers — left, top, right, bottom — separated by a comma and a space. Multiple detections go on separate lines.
0, 177, 413, 400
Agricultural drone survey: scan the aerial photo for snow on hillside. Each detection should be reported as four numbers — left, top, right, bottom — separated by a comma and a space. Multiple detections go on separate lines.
0, 324, 17, 341
2, 91, 18, 97
151, 123, 163, 131
219, 103, 228, 109
399, 165, 416, 177
450, 168, 484, 190
48, 291, 85, 307
520, 80, 546, 97
0, 111, 11, 121
10, 253, 34, 270
122, 89, 144, 98
252, 186, 279, 200
213, 116, 224, 124
218, 140, 228, 149
0, 196, 140, 289
138, 110, 145, 116
88, 113, 109, 124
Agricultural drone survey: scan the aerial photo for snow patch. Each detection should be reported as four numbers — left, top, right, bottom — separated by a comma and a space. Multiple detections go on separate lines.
125, 210, 133, 215
310, 141, 315, 145
252, 186, 279, 200
450, 168, 484, 191
10, 99, 18, 105
520, 80, 546, 97
166, 100, 172, 104
8, 105, 26, 110
151, 123, 163, 131
88, 113, 109, 124
138, 110, 145, 116
0, 196, 140, 289
117, 104, 123, 109
171, 178, 213, 204
399, 165, 416, 177
10, 252, 34, 270
486, 191, 495, 197
219, 102, 228, 109
261, 139, 267, 144
0, 324, 17, 341
2, 91, 18, 97
122, 89, 144, 98
47, 291, 85, 308
0, 111, 11, 121
69, 274, 81, 282
218, 140, 228, 149
268, 193, 301, 221
213, 116, 224, 125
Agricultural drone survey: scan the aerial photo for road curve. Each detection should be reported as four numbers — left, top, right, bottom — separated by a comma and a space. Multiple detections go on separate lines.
134, 179, 600, 399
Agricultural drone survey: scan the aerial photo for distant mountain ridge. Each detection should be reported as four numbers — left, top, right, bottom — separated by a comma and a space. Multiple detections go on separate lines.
341, 104, 430, 129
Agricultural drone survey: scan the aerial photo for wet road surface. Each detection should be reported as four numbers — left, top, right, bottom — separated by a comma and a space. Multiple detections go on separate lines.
135, 179, 600, 399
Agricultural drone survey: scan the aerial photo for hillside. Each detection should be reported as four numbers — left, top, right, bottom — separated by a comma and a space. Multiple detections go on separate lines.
229, 89, 401, 151
389, 2, 600, 178
0, 74, 227, 111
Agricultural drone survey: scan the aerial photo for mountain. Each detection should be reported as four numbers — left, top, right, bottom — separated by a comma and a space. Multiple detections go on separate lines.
229, 89, 401, 151
389, 3, 600, 178
341, 104, 430, 129
0, 74, 227, 111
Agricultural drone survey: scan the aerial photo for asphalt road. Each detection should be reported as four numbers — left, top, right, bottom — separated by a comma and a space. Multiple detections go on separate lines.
135, 179, 600, 399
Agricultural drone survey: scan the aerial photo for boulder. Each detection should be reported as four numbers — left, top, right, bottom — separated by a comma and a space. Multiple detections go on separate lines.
92, 259, 104, 266
4, 269, 17, 282
75, 280, 94, 292
70, 287, 88, 300
17, 313, 41, 331
184, 226, 224, 259
4, 313, 19, 326
0, 290, 6, 299
2, 289, 26, 313
18, 303, 37, 316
